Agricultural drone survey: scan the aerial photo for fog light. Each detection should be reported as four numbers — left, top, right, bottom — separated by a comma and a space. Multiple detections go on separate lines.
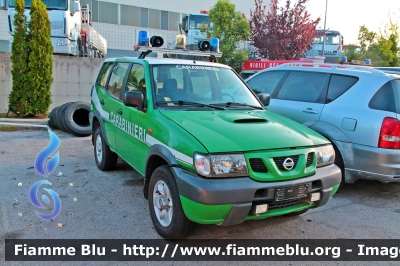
308, 192, 320, 202
254, 204, 268, 216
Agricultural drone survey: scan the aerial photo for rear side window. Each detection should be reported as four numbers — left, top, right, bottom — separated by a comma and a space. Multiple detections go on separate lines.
246, 71, 286, 95
96, 62, 113, 88
276, 71, 329, 103
326, 75, 358, 103
392, 80, 400, 114
107, 62, 130, 100
369, 81, 396, 112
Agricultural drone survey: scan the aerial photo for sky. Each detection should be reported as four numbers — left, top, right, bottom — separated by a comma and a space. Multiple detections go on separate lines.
305, 0, 400, 44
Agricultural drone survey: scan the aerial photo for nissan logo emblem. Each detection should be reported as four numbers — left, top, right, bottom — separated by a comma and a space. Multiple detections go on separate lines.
283, 158, 295, 170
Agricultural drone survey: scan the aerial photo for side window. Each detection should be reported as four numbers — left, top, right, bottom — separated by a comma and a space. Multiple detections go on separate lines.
327, 75, 358, 103
391, 80, 400, 114
96, 62, 113, 88
246, 71, 286, 95
126, 64, 146, 96
369, 81, 396, 113
276, 71, 329, 103
107, 62, 130, 100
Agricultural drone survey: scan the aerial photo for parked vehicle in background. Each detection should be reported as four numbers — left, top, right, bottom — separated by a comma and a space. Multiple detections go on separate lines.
245, 63, 400, 184
240, 59, 313, 79
90, 40, 341, 238
305, 30, 344, 63
181, 10, 212, 50
1, 0, 107, 57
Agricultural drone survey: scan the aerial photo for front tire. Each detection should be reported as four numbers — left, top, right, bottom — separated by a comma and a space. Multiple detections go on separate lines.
94, 127, 118, 171
148, 165, 195, 239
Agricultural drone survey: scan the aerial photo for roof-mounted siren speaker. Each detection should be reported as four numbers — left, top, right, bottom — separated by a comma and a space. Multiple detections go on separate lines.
150, 36, 164, 47
138, 30, 149, 46
210, 38, 220, 52
198, 40, 210, 51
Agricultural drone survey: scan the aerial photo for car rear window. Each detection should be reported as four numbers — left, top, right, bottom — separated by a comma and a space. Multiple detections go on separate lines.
369, 81, 396, 113
326, 75, 358, 103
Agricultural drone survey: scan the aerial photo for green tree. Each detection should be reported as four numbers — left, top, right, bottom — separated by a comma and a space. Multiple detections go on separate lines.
8, 0, 30, 114
357, 19, 399, 67
206, 0, 251, 72
26, 0, 53, 115
8, 0, 53, 116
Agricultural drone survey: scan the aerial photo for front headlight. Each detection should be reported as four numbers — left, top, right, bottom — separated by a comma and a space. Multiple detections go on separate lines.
315, 145, 335, 168
194, 153, 248, 178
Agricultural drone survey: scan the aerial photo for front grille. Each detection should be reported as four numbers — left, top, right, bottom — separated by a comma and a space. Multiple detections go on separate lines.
273, 155, 299, 170
268, 198, 307, 210
306, 152, 315, 167
249, 158, 268, 172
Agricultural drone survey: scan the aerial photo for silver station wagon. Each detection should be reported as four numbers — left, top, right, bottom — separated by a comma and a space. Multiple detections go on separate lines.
246, 63, 400, 183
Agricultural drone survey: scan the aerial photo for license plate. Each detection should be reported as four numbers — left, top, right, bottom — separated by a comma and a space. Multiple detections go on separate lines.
275, 183, 309, 202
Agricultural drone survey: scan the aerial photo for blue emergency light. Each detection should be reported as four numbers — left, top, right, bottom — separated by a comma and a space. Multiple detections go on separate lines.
138, 30, 149, 46
210, 38, 219, 52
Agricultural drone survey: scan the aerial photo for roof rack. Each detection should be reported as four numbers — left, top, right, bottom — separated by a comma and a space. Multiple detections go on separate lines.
277, 63, 385, 75
136, 47, 222, 59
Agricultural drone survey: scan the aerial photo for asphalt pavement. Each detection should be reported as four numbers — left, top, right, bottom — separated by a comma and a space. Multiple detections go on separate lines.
1, 129, 400, 266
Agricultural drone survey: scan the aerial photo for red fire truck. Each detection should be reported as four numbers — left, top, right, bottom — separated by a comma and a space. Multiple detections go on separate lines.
240, 59, 313, 79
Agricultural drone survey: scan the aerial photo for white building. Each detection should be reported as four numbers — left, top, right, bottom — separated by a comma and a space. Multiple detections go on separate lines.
0, 0, 264, 57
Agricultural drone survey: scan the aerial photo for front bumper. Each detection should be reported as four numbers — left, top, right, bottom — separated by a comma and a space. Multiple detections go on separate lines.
172, 164, 341, 225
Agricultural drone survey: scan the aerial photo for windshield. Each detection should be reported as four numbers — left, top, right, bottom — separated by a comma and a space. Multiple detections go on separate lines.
9, 0, 68, 10
152, 64, 263, 109
188, 15, 213, 30
313, 34, 341, 45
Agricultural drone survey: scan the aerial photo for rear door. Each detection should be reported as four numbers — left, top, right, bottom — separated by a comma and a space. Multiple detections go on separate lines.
269, 71, 329, 124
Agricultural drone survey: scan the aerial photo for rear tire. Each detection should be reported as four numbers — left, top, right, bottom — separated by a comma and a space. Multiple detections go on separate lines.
148, 165, 195, 239
333, 144, 345, 184
94, 127, 118, 171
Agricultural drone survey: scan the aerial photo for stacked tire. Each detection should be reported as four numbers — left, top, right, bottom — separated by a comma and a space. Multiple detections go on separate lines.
48, 101, 91, 137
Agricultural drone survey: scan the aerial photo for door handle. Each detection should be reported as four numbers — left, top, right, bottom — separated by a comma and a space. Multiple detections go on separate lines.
100, 99, 105, 105
117, 109, 123, 115
302, 108, 318, 114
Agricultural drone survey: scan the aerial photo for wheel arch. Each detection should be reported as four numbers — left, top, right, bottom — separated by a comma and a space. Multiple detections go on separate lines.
91, 110, 109, 147
306, 120, 349, 181
143, 144, 180, 199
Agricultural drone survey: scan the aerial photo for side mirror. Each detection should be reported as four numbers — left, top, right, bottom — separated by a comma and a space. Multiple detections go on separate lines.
73, 1, 80, 13
0, 0, 6, 9
124, 91, 144, 110
258, 93, 270, 106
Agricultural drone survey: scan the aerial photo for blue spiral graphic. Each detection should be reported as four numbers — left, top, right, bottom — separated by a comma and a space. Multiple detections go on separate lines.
29, 180, 62, 220
34, 130, 60, 177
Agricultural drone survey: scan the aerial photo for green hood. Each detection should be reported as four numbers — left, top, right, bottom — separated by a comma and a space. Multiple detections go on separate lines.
160, 109, 329, 153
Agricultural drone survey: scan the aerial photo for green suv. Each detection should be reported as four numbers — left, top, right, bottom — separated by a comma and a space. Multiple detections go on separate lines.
90, 54, 341, 239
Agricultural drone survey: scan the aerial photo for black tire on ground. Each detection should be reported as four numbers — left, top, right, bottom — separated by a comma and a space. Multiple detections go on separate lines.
333, 144, 346, 184
55, 102, 74, 131
61, 101, 91, 137
148, 165, 195, 239
94, 127, 118, 171
285, 208, 309, 217
48, 106, 59, 128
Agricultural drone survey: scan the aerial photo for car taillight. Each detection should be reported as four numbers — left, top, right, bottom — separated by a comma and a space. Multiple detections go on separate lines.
378, 117, 400, 149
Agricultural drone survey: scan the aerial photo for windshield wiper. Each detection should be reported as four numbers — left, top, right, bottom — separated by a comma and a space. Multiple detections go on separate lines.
157, 100, 226, 110
213, 102, 264, 110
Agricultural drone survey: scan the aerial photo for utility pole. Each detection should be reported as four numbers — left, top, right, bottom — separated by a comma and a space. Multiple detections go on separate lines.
321, 0, 328, 57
